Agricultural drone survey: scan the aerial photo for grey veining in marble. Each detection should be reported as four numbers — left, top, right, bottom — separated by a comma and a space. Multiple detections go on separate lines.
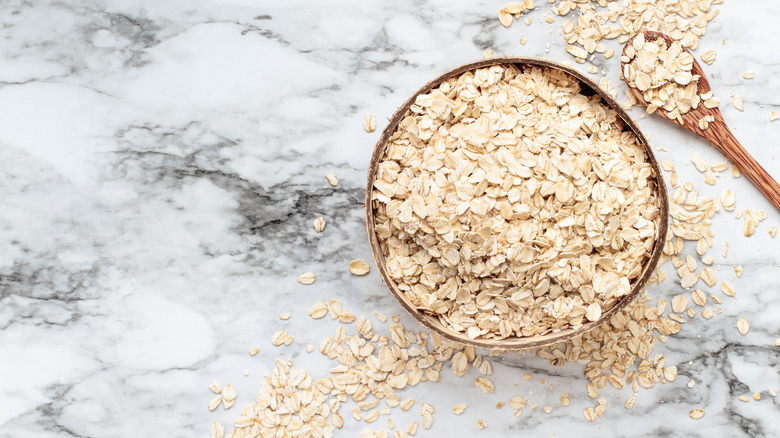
1, 0, 778, 437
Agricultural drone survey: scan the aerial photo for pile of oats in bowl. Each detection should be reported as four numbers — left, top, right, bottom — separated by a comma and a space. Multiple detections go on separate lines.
371, 64, 663, 341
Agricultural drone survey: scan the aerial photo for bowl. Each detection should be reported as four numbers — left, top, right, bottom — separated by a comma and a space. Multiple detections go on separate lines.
365, 57, 669, 350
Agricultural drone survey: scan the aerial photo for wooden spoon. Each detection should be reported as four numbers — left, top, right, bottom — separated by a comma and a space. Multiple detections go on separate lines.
621, 31, 780, 212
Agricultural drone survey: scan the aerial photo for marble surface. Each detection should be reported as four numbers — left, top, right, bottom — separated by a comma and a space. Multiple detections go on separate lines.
1, 0, 779, 437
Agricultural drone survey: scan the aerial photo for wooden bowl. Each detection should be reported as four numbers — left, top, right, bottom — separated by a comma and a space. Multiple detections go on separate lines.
365, 57, 669, 350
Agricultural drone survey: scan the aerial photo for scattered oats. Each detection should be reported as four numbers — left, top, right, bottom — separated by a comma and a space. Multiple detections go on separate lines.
208, 395, 223, 411
279, 313, 291, 320
495, 402, 504, 409
475, 377, 495, 394
661, 160, 675, 171
364, 410, 380, 423
400, 399, 415, 411
211, 421, 224, 438
701, 49, 716, 64
560, 394, 570, 407
583, 407, 597, 422
326, 173, 339, 187
689, 408, 705, 419
680, 272, 699, 289
710, 161, 729, 173
700, 268, 717, 287
209, 380, 222, 394
732, 165, 742, 178
349, 259, 371, 276
406, 421, 418, 436
519, 38, 527, 45
771, 111, 779, 122
720, 190, 736, 211
305, 344, 314, 353
752, 393, 761, 401
498, 10, 513, 28
453, 403, 468, 415
704, 171, 716, 185
691, 156, 708, 173
688, 379, 696, 388
479, 359, 494, 376
313, 216, 326, 233
482, 49, 493, 59
702, 308, 714, 319
271, 330, 293, 346
776, 338, 780, 347
739, 395, 749, 402
734, 266, 743, 278
671, 295, 688, 314
543, 406, 553, 414
702, 256, 714, 265
733, 94, 744, 112
477, 419, 487, 430
742, 71, 754, 80
587, 383, 599, 399
769, 225, 777, 237
308, 301, 328, 319
625, 395, 638, 409
663, 366, 678, 382
422, 414, 433, 430
604, 48, 614, 59
691, 289, 707, 307
297, 272, 316, 285
737, 318, 750, 335
509, 396, 527, 411
712, 295, 723, 304
769, 388, 777, 397
721, 281, 735, 297
364, 114, 377, 133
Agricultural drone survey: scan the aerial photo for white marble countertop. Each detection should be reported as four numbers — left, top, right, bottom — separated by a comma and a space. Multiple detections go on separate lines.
1, 0, 778, 437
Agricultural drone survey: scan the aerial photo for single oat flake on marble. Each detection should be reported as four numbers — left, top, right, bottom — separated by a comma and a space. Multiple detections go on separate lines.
325, 173, 339, 187
349, 259, 371, 276
737, 318, 750, 335
689, 408, 705, 419
298, 272, 316, 285
364, 114, 377, 132
313, 216, 326, 232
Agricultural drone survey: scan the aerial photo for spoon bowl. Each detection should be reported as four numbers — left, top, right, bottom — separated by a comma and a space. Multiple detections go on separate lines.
621, 31, 780, 212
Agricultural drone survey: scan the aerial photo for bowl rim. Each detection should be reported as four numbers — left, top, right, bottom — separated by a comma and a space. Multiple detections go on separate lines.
364, 56, 669, 350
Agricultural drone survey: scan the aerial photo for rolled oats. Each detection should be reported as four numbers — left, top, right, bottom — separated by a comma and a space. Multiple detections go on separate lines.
733, 94, 744, 112
700, 49, 716, 64
372, 64, 661, 340
349, 259, 371, 276
314, 216, 326, 232
326, 173, 339, 187
298, 272, 316, 285
737, 318, 749, 335
689, 408, 705, 419
364, 114, 377, 133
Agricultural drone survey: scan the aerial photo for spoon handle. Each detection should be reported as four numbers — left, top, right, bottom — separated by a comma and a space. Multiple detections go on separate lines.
711, 126, 780, 212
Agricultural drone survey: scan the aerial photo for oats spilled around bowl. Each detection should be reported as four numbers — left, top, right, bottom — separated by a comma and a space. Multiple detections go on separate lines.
365, 58, 668, 350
